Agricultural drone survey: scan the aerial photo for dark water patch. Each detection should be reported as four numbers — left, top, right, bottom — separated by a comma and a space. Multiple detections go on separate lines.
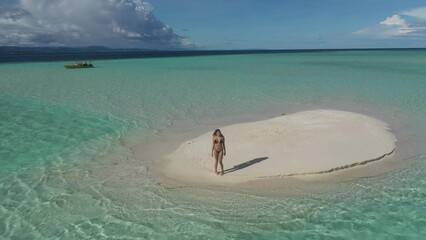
1, 46, 426, 63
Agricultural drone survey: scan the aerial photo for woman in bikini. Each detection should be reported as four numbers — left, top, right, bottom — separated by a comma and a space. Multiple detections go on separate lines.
211, 129, 226, 176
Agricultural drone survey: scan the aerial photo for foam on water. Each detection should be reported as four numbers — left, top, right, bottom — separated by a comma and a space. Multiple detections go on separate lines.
1, 50, 426, 239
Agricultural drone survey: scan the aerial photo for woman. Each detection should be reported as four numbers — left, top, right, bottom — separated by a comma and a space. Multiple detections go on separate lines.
211, 129, 226, 176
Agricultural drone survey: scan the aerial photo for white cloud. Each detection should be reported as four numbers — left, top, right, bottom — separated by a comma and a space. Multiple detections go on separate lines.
0, 0, 193, 48
401, 7, 426, 19
380, 15, 407, 26
354, 7, 426, 39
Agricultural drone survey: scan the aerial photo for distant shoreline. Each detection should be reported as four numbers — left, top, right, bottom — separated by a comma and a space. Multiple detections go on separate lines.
1, 47, 426, 63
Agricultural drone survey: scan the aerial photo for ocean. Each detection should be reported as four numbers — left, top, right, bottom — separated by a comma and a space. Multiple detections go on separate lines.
0, 50, 425, 239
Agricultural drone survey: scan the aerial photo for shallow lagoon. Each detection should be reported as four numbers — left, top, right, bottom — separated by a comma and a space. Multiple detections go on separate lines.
1, 50, 425, 239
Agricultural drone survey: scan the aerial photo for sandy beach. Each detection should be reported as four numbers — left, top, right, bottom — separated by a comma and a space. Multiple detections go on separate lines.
162, 110, 397, 185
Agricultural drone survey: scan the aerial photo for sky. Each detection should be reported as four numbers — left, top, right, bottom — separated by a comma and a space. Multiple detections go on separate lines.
1, 0, 426, 50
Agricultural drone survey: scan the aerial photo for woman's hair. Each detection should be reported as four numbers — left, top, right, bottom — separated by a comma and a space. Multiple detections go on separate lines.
213, 129, 221, 136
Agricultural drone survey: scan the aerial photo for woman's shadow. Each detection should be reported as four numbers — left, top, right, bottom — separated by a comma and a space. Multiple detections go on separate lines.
224, 157, 268, 174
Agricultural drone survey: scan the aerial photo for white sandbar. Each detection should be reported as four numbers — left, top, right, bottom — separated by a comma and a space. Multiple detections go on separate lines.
163, 110, 396, 184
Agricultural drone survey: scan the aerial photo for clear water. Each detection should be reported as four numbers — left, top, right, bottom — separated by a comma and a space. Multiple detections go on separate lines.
0, 50, 425, 239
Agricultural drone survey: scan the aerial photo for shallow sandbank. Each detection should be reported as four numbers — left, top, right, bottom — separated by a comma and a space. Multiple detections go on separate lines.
163, 110, 396, 185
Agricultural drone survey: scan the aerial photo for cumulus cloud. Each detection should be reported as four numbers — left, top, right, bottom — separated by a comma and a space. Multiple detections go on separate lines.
0, 0, 192, 48
380, 15, 407, 26
354, 7, 426, 39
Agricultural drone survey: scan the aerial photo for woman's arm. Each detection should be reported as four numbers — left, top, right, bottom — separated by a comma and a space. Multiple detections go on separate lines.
211, 137, 215, 157
222, 137, 226, 156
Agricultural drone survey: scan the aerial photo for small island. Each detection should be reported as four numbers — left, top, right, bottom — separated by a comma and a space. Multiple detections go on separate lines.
163, 110, 397, 185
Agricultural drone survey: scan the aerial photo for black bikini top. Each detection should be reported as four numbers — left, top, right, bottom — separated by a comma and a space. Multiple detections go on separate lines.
214, 138, 224, 144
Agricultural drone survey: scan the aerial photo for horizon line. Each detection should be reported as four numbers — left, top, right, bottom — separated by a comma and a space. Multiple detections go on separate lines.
1, 46, 425, 63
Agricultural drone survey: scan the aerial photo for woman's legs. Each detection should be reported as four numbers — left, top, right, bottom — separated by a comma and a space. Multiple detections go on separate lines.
214, 150, 224, 175
218, 151, 224, 175
214, 150, 219, 175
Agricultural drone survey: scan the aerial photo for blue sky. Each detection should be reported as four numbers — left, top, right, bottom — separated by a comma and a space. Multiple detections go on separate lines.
1, 0, 426, 49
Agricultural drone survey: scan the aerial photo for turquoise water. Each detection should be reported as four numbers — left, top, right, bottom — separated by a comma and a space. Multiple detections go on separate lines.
0, 50, 425, 239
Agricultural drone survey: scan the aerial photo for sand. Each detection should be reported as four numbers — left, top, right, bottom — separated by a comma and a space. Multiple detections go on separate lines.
163, 110, 397, 185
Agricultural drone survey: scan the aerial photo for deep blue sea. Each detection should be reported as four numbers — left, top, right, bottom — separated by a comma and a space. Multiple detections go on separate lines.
0, 50, 425, 239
